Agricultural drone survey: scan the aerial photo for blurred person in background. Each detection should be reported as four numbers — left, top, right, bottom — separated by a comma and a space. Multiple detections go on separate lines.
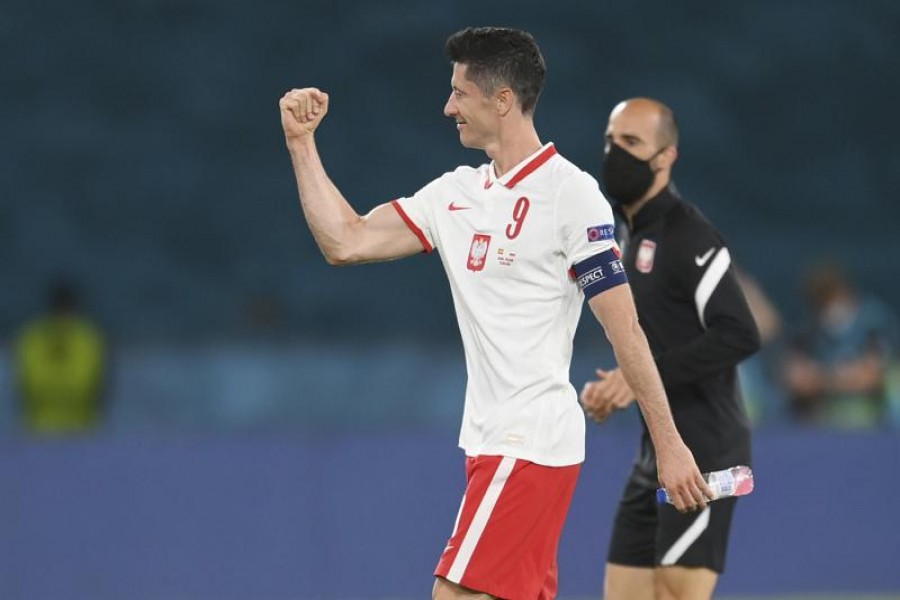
734, 267, 786, 425
280, 27, 710, 600
783, 261, 899, 428
14, 279, 108, 434
580, 98, 760, 600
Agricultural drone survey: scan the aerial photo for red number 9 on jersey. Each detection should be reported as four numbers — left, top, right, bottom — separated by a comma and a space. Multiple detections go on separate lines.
505, 197, 530, 240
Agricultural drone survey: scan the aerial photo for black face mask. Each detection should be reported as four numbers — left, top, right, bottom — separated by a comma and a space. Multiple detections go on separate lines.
602, 143, 665, 206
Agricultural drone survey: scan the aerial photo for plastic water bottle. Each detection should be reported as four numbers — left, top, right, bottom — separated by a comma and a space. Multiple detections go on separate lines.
656, 465, 754, 504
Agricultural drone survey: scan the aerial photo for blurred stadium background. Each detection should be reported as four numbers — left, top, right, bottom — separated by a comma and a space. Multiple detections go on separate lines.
2, 0, 899, 598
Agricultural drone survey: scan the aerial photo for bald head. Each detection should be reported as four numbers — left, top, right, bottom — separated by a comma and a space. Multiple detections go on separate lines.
609, 97, 679, 149
603, 97, 680, 210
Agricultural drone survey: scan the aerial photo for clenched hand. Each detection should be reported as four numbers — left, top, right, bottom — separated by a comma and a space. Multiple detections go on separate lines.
280, 87, 329, 139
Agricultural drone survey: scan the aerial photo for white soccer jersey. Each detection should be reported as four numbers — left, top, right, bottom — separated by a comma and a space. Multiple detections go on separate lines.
392, 143, 618, 466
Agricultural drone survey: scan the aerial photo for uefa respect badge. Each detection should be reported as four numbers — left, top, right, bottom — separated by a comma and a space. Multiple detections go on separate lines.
586, 224, 615, 243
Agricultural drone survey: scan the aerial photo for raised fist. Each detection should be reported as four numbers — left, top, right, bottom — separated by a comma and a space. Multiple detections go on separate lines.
279, 87, 329, 138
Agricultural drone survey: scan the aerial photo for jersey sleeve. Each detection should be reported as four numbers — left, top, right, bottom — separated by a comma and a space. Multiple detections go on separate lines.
558, 171, 628, 298
654, 221, 761, 387
391, 175, 447, 253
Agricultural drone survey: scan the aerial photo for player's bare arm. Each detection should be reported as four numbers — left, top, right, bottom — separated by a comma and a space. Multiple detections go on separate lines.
588, 284, 714, 512
279, 87, 423, 264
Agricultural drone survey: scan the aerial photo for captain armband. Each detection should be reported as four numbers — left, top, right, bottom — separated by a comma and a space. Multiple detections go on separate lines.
572, 248, 628, 300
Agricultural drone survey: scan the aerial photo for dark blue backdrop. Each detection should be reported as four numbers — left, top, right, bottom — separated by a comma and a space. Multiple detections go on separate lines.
3, 3, 899, 597
2, 0, 899, 342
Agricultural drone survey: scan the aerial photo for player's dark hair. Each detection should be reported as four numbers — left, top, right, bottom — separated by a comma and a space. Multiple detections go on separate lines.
444, 27, 546, 115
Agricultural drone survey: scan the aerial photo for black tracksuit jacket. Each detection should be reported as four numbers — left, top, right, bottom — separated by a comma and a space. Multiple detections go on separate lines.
617, 185, 761, 484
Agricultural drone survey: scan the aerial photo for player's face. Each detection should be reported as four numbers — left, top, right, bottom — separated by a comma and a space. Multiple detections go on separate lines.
604, 102, 663, 160
444, 63, 498, 149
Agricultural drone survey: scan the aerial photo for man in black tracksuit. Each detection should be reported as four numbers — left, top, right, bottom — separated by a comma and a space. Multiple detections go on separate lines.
581, 98, 760, 600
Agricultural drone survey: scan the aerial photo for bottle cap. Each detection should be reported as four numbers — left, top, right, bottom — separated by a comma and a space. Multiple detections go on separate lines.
656, 488, 668, 504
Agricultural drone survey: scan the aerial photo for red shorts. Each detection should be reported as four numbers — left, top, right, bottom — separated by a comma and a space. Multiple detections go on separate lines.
434, 455, 581, 600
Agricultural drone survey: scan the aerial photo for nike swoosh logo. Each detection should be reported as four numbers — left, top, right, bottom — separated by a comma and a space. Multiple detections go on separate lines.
448, 202, 471, 211
695, 247, 716, 267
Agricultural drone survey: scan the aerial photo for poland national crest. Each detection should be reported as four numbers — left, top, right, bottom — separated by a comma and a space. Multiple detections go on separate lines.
467, 234, 491, 272
636, 239, 656, 273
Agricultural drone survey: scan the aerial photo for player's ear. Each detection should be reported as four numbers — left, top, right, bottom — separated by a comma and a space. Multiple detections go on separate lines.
656, 145, 678, 170
496, 87, 514, 116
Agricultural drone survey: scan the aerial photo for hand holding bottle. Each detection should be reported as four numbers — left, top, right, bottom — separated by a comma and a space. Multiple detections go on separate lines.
658, 465, 754, 505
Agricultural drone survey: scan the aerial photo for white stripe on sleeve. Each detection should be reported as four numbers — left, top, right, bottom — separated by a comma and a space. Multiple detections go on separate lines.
694, 248, 731, 328
446, 457, 516, 583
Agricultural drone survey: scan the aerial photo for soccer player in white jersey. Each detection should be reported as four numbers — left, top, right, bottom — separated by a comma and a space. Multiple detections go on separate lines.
279, 26, 712, 600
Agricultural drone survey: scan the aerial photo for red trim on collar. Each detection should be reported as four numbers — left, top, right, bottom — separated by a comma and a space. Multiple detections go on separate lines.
504, 144, 557, 189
